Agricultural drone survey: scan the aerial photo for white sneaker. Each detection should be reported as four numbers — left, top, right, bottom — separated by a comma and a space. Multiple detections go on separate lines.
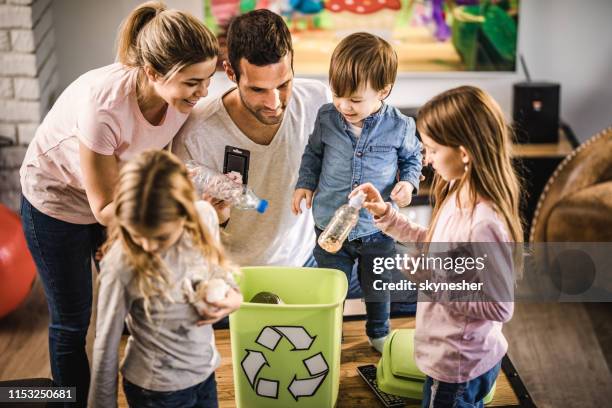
368, 335, 388, 353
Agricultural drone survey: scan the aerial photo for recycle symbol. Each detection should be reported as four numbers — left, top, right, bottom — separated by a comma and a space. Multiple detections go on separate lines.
240, 325, 329, 401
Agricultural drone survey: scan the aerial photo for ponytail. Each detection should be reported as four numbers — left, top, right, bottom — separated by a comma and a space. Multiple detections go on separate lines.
116, 1, 165, 67
115, 1, 218, 80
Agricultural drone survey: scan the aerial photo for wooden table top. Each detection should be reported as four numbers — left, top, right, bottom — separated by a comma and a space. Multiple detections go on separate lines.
215, 317, 519, 408
510, 136, 573, 159
513, 128, 575, 159
117, 317, 520, 407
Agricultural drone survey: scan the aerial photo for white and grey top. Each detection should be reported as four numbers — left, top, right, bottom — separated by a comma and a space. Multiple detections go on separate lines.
88, 201, 234, 408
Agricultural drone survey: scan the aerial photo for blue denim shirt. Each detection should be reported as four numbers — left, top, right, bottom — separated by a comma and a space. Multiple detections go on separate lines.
296, 103, 422, 241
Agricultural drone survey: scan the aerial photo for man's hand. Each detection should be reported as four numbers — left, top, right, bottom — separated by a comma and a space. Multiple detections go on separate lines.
292, 188, 313, 215
349, 183, 388, 217
195, 288, 243, 326
390, 181, 414, 207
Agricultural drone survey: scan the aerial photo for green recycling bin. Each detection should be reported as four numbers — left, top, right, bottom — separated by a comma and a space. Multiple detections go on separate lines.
229, 266, 348, 408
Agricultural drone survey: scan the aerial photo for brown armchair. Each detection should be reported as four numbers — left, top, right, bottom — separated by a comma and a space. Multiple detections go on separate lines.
529, 126, 612, 243
526, 127, 611, 297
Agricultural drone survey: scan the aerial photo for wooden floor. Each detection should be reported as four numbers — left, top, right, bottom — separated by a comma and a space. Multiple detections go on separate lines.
1, 278, 611, 407
504, 302, 612, 408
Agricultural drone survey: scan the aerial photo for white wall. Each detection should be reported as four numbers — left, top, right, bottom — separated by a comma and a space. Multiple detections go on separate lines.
52, 0, 203, 90
517, 0, 612, 141
53, 0, 612, 142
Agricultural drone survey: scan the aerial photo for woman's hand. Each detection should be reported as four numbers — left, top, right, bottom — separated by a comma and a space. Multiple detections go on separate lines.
195, 288, 243, 326
349, 183, 388, 217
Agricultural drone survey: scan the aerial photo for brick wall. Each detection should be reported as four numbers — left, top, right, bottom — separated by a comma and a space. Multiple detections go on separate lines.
0, 144, 26, 212
0, 0, 57, 212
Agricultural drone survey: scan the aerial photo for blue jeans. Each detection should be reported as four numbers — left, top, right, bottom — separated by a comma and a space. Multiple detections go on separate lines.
302, 253, 318, 267
421, 360, 502, 408
123, 374, 218, 408
314, 228, 393, 339
20, 196, 105, 407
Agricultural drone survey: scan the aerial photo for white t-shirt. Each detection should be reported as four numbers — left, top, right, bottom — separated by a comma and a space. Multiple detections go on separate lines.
173, 79, 331, 267
348, 122, 363, 139
90, 201, 228, 407
20, 63, 189, 224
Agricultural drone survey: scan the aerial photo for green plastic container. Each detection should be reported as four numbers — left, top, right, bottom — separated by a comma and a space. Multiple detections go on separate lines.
229, 267, 348, 408
377, 329, 496, 404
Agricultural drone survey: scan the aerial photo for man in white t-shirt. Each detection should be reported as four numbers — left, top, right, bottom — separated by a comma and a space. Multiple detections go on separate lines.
173, 9, 331, 267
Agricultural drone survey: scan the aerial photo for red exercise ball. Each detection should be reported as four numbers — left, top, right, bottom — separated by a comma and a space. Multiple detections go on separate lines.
0, 204, 36, 319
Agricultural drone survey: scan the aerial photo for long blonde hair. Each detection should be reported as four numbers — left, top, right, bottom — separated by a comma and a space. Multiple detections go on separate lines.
103, 150, 235, 316
417, 86, 524, 244
116, 1, 218, 81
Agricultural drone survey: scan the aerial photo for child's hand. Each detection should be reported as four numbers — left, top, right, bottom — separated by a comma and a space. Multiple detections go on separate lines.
195, 288, 243, 326
292, 188, 313, 215
390, 181, 414, 207
350, 183, 388, 217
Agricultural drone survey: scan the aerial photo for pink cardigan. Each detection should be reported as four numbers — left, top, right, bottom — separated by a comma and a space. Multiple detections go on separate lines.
374, 195, 514, 383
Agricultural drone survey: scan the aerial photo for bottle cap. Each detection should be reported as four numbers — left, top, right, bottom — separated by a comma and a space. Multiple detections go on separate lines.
257, 199, 269, 214
348, 191, 366, 208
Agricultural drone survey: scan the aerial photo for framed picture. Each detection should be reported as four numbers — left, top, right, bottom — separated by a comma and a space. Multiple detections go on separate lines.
204, 0, 519, 74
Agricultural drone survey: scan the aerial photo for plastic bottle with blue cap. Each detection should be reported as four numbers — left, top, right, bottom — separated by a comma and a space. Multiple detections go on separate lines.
318, 191, 365, 253
185, 160, 268, 214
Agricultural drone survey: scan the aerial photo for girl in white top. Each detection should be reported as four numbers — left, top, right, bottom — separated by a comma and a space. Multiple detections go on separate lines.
19, 2, 219, 406
89, 150, 242, 408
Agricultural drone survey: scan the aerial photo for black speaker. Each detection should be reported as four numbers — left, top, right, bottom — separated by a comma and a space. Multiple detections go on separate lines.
512, 82, 560, 144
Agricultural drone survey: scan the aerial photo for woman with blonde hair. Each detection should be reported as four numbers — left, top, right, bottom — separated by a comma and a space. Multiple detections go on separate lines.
353, 85, 522, 407
19, 2, 219, 404
89, 150, 241, 408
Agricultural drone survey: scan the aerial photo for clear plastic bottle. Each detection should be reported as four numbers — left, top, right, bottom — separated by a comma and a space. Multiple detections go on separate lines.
185, 160, 268, 213
318, 192, 366, 253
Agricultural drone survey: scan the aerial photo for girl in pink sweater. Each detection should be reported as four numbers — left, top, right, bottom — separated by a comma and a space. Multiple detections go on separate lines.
353, 86, 522, 408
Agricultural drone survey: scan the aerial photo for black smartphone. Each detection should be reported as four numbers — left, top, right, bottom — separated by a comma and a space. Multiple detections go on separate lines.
223, 145, 250, 185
